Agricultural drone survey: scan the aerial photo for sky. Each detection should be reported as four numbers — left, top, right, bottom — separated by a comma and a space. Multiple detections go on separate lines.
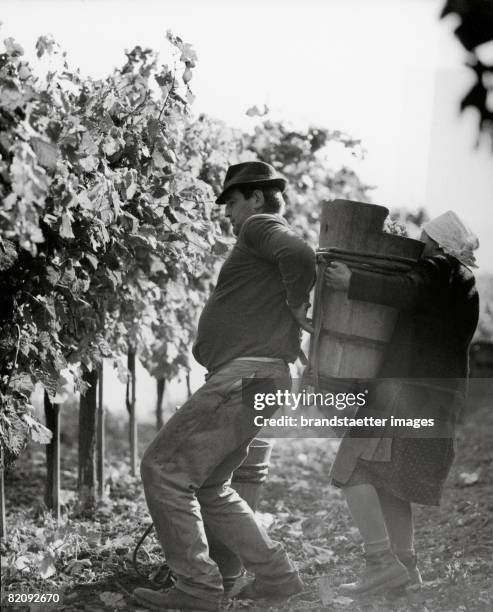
4, 0, 493, 418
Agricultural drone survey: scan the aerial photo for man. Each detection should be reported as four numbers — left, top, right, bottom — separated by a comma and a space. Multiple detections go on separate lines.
134, 161, 316, 611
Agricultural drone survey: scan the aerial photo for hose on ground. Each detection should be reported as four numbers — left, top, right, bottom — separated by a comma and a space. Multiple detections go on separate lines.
132, 523, 175, 588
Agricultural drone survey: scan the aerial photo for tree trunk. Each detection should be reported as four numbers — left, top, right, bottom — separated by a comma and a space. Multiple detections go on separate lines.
44, 392, 60, 522
156, 377, 165, 430
0, 445, 6, 539
78, 369, 98, 507
126, 348, 137, 476
97, 363, 105, 499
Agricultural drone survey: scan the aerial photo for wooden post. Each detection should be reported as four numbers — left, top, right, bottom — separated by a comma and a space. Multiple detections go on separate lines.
97, 363, 105, 499
156, 377, 165, 430
78, 369, 98, 507
186, 371, 192, 399
126, 348, 137, 477
0, 445, 6, 539
44, 392, 60, 522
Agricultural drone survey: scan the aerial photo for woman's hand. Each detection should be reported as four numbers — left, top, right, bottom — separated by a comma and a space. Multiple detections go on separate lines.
325, 262, 351, 291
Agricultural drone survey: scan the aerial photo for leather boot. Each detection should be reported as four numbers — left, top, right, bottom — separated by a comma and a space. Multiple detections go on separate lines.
339, 549, 410, 596
133, 586, 221, 611
235, 572, 304, 600
394, 553, 422, 589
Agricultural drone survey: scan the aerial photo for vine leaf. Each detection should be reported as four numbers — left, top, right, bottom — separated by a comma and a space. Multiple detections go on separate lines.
31, 137, 58, 170
23, 413, 53, 445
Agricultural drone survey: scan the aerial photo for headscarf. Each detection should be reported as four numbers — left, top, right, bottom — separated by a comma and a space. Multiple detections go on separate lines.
422, 211, 479, 269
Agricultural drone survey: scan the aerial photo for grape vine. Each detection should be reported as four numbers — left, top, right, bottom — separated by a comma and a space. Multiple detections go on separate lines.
0, 31, 371, 466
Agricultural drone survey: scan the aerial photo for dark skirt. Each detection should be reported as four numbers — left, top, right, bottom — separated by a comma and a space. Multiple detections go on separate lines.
332, 436, 455, 506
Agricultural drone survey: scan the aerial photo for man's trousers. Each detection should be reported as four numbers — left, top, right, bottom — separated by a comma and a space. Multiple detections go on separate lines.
140, 357, 298, 603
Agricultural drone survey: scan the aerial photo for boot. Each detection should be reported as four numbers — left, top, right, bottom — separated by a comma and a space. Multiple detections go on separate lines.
394, 552, 422, 589
235, 572, 304, 600
339, 549, 410, 596
133, 586, 221, 611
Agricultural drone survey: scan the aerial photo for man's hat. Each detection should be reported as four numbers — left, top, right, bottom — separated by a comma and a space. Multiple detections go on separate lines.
216, 161, 287, 204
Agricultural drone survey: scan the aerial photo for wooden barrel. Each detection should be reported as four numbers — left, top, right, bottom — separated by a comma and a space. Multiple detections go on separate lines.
309, 199, 424, 388
207, 439, 272, 591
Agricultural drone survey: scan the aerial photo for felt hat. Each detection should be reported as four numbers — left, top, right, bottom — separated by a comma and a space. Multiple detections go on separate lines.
216, 161, 287, 204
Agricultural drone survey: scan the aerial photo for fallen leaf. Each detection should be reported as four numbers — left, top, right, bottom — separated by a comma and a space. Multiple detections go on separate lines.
318, 575, 335, 606
297, 452, 308, 465
458, 471, 480, 486
303, 543, 335, 564
65, 558, 92, 576
38, 551, 56, 579
301, 515, 328, 539
348, 526, 361, 542
333, 595, 354, 606
99, 591, 125, 608
14, 555, 31, 571
290, 480, 310, 492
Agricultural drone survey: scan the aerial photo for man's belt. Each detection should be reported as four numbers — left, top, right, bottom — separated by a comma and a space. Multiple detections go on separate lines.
233, 357, 288, 364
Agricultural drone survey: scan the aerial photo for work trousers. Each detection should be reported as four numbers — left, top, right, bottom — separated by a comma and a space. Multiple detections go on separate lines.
140, 358, 297, 602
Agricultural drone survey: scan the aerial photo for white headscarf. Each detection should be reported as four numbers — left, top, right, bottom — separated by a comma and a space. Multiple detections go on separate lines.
422, 211, 479, 269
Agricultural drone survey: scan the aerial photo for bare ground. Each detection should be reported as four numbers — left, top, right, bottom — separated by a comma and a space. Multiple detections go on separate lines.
1, 403, 492, 612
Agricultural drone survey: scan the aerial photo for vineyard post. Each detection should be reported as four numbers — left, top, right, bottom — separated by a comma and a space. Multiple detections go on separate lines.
78, 369, 98, 507
186, 371, 192, 399
126, 348, 137, 476
44, 392, 60, 522
156, 378, 165, 430
0, 445, 6, 539
97, 362, 105, 499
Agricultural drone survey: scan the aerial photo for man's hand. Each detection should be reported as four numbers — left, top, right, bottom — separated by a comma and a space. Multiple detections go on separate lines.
289, 302, 314, 334
325, 262, 352, 291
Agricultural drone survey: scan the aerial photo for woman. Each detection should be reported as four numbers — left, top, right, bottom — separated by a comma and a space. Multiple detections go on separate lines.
325, 211, 479, 596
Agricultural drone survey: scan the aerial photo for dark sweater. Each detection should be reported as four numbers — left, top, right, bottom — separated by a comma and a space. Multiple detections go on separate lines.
192, 214, 316, 372
348, 254, 479, 382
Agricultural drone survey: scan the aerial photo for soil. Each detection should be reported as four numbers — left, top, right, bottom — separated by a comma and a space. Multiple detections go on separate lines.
1, 403, 492, 612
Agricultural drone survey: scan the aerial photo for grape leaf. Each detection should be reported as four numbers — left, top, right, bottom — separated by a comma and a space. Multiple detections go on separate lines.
60, 213, 75, 239
38, 551, 56, 579
31, 137, 58, 170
